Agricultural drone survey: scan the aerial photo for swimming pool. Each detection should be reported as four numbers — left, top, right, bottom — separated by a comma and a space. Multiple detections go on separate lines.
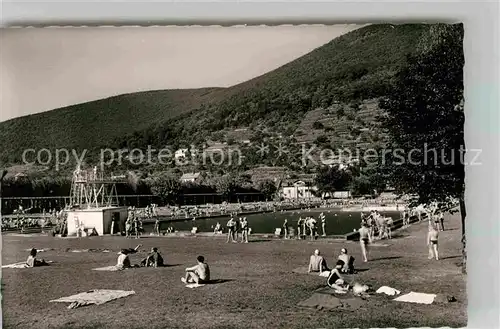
144, 209, 400, 235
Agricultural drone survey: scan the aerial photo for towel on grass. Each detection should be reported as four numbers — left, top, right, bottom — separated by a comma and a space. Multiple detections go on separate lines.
92, 265, 120, 271
2, 260, 53, 269
319, 271, 331, 277
292, 266, 327, 277
186, 283, 205, 288
393, 292, 436, 304
50, 289, 135, 309
2, 262, 28, 269
24, 248, 50, 252
376, 286, 401, 296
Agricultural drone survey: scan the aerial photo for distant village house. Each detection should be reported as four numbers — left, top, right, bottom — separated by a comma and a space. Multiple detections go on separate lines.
281, 180, 318, 199
180, 172, 201, 183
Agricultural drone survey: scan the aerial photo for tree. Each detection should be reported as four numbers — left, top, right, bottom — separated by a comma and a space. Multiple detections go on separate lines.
350, 166, 386, 197
314, 165, 352, 198
208, 174, 239, 201
258, 180, 278, 201
379, 23, 466, 272
312, 121, 324, 130
147, 174, 181, 206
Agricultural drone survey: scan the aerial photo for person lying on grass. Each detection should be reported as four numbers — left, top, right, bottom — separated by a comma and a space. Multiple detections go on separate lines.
140, 247, 164, 267
182, 255, 210, 285
327, 260, 349, 292
308, 249, 329, 273
26, 248, 49, 267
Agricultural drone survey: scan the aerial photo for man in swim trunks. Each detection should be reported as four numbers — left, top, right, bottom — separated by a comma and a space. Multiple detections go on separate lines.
308, 249, 329, 273
305, 217, 317, 240
320, 213, 327, 237
240, 217, 249, 243
182, 255, 210, 285
359, 223, 371, 262
297, 217, 304, 240
439, 211, 445, 231
226, 217, 236, 243
282, 219, 289, 239
427, 223, 439, 260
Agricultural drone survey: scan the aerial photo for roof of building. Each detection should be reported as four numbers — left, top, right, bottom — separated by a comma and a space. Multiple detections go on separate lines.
180, 172, 201, 180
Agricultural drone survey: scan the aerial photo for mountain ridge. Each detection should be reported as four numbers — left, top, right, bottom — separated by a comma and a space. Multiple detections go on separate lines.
0, 23, 435, 166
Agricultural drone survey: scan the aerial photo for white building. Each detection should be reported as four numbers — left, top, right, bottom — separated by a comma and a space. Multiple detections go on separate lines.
66, 206, 128, 236
281, 181, 317, 199
174, 148, 189, 160
180, 172, 201, 183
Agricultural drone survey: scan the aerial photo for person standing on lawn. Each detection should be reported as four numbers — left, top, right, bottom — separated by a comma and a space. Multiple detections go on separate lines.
296, 217, 304, 239
320, 213, 327, 237
226, 217, 236, 243
282, 219, 289, 239
427, 223, 440, 260
439, 211, 445, 231
154, 217, 161, 236
359, 223, 371, 262
240, 217, 249, 243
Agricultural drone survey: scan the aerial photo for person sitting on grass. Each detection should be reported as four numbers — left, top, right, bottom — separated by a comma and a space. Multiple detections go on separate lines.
308, 249, 329, 273
181, 256, 210, 285
116, 244, 142, 270
327, 260, 350, 292
141, 247, 164, 267
26, 248, 49, 267
337, 248, 355, 274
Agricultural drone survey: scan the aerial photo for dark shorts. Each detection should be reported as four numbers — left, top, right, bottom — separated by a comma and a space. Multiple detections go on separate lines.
361, 238, 369, 244
431, 240, 438, 245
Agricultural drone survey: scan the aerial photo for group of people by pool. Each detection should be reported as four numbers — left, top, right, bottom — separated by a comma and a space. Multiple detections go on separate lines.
222, 216, 250, 243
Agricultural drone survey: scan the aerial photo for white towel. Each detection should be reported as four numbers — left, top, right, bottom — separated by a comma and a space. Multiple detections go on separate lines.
50, 289, 135, 306
186, 283, 205, 289
393, 291, 436, 304
92, 266, 120, 271
2, 262, 28, 269
376, 286, 401, 296
319, 271, 331, 277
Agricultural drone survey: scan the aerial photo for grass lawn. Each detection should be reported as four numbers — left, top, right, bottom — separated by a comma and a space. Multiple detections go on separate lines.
1, 214, 466, 329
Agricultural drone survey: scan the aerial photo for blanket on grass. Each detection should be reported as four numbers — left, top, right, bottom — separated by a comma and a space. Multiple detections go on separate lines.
393, 292, 436, 304
2, 260, 53, 269
92, 265, 120, 272
2, 262, 28, 269
292, 266, 328, 277
185, 283, 206, 288
50, 289, 135, 309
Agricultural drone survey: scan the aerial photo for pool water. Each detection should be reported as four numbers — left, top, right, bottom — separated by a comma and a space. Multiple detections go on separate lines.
144, 210, 400, 235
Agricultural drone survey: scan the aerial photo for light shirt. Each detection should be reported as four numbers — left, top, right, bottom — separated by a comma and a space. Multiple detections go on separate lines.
26, 255, 36, 267
117, 254, 130, 269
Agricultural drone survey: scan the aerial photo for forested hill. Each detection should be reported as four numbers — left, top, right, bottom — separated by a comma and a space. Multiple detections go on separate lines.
0, 24, 434, 165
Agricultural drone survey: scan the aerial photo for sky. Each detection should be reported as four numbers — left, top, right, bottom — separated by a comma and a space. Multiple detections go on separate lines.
0, 24, 362, 122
